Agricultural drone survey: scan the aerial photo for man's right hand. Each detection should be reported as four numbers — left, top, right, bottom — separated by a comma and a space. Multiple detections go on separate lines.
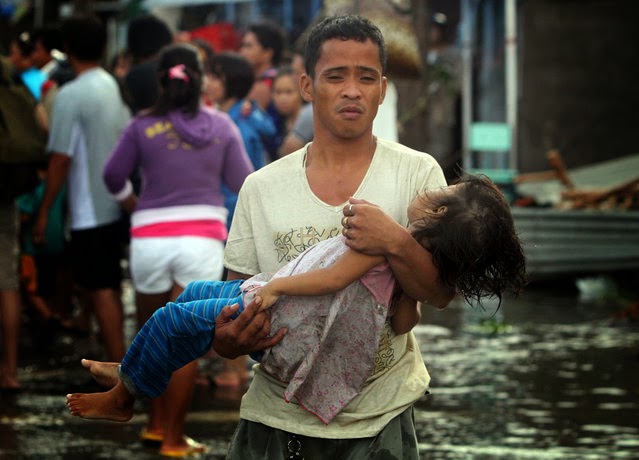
212, 296, 287, 359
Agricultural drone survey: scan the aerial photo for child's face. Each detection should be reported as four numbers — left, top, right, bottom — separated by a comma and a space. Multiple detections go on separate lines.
272, 74, 302, 117
205, 72, 226, 104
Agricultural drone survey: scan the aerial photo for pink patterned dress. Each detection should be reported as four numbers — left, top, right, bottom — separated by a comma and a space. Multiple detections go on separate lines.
241, 236, 396, 424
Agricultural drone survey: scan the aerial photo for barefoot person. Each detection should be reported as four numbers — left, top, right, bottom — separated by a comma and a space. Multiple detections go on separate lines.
67, 176, 526, 425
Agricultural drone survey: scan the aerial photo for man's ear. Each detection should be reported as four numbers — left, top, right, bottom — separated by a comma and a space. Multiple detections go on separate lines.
299, 73, 313, 102
378, 76, 387, 106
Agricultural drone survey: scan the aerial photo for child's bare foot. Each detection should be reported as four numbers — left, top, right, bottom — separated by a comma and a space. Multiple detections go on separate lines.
81, 359, 119, 388
66, 383, 134, 422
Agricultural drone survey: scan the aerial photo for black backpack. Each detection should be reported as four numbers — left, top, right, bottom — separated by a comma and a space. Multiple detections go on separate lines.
0, 59, 47, 202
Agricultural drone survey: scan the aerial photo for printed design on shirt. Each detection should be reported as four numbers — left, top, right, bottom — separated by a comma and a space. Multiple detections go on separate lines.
273, 226, 341, 264
144, 121, 193, 150
373, 323, 396, 375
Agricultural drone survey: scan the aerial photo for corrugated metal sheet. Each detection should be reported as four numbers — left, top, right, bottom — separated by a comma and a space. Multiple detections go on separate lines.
515, 153, 639, 206
512, 208, 639, 279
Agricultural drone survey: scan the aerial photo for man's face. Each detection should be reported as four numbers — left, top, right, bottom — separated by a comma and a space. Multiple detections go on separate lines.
301, 38, 386, 141
239, 32, 270, 70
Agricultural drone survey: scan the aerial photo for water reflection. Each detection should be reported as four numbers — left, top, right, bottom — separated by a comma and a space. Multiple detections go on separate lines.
415, 278, 639, 459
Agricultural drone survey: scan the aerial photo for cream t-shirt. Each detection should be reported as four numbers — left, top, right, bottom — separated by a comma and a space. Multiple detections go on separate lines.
224, 137, 446, 438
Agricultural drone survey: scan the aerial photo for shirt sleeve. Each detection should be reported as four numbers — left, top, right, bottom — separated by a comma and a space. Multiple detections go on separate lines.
360, 263, 396, 307
102, 120, 139, 196
46, 87, 77, 156
224, 175, 260, 276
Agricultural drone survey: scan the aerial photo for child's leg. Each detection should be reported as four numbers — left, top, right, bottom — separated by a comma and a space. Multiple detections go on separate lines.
120, 282, 244, 399
176, 279, 244, 303
66, 379, 135, 421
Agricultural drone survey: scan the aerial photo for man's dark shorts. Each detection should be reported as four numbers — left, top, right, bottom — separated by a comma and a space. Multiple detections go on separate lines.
70, 220, 124, 290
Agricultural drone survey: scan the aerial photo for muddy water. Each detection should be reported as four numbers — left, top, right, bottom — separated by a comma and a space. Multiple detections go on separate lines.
1, 278, 638, 459
414, 279, 639, 459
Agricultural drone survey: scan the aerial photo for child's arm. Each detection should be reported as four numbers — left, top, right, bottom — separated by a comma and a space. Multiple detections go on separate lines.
391, 293, 422, 335
257, 249, 385, 310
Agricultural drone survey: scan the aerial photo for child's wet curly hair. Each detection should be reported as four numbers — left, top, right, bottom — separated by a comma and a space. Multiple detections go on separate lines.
410, 174, 527, 306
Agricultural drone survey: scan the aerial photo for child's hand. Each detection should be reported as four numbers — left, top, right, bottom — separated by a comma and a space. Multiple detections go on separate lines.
256, 284, 280, 312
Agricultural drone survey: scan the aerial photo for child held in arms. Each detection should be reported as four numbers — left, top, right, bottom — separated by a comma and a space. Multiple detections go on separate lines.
67, 175, 527, 425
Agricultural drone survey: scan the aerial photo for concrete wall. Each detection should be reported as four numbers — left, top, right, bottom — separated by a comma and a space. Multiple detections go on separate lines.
518, 0, 639, 172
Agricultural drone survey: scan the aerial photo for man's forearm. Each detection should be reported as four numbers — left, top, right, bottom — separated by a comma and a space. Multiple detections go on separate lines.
341, 198, 455, 308
386, 230, 455, 309
38, 153, 70, 217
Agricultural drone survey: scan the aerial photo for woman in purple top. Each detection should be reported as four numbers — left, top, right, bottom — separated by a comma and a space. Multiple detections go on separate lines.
102, 43, 253, 457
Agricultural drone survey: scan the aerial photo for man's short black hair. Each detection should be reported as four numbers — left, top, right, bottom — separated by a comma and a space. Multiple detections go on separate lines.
304, 15, 387, 78
61, 15, 106, 62
247, 20, 286, 67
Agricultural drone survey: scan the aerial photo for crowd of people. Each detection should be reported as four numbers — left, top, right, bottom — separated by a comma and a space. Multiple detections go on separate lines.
1, 11, 526, 459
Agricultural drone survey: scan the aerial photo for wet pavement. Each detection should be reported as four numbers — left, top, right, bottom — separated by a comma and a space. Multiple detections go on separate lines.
1, 275, 638, 459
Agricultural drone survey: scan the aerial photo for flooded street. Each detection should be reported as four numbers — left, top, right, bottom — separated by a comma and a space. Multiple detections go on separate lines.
413, 277, 639, 459
1, 276, 638, 459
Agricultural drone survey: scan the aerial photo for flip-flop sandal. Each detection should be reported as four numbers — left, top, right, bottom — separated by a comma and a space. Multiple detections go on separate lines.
139, 428, 164, 445
159, 437, 209, 457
